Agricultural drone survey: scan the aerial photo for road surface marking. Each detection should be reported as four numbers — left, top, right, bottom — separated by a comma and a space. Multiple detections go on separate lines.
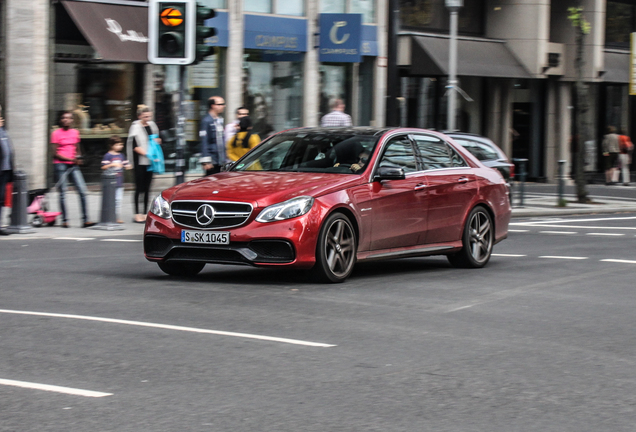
0, 309, 336, 348
0, 378, 112, 398
100, 239, 142, 242
601, 259, 636, 264
586, 233, 625, 236
518, 224, 636, 231
53, 237, 96, 241
492, 253, 527, 257
539, 256, 588, 260
511, 216, 636, 225
539, 231, 578, 235
508, 229, 529, 233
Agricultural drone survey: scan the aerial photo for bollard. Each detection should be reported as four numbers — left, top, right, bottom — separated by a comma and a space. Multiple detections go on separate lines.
557, 160, 566, 206
5, 170, 35, 234
512, 158, 528, 208
91, 170, 124, 231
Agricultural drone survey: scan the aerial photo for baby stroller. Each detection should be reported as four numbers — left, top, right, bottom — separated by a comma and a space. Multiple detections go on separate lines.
26, 188, 61, 227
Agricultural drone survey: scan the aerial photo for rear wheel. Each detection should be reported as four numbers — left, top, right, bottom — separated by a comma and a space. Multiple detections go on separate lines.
31, 215, 43, 228
447, 206, 494, 268
158, 261, 205, 277
312, 213, 357, 283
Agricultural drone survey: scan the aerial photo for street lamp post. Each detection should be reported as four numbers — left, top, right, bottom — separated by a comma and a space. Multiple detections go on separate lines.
446, 0, 463, 132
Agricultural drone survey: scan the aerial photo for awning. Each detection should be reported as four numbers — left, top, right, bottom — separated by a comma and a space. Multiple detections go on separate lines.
62, 0, 148, 63
405, 35, 531, 79
603, 50, 630, 83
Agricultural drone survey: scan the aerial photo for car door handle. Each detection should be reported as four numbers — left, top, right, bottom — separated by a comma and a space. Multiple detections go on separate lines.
414, 183, 428, 190
458, 177, 470, 183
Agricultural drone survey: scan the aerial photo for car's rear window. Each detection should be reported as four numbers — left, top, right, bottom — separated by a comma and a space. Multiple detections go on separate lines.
453, 139, 500, 162
231, 133, 379, 174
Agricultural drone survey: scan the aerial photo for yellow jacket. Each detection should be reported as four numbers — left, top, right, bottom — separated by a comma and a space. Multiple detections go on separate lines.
226, 132, 261, 161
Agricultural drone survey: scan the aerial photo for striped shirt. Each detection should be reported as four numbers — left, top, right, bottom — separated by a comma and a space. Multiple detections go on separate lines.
321, 110, 352, 127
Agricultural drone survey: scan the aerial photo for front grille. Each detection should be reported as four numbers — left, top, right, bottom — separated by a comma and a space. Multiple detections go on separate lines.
168, 247, 248, 265
249, 240, 295, 262
144, 235, 173, 257
171, 200, 253, 229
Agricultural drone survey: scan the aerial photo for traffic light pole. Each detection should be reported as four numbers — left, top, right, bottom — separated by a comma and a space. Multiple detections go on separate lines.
175, 65, 187, 186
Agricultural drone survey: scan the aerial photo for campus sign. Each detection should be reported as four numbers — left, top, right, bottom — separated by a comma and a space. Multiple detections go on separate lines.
319, 14, 362, 63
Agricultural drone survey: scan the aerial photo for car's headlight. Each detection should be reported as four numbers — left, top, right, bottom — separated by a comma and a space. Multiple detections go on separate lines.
150, 194, 172, 219
256, 196, 314, 223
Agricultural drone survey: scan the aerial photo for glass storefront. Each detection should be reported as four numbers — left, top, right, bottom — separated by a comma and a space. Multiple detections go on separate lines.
319, 64, 352, 122
243, 50, 304, 138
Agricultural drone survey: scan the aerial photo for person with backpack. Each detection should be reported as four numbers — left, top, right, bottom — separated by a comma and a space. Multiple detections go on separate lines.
226, 116, 260, 162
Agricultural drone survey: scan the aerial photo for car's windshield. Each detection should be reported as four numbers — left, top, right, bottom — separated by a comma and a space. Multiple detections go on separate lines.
230, 132, 380, 174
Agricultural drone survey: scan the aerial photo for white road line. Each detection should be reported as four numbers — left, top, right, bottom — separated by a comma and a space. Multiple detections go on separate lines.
0, 378, 112, 398
53, 237, 96, 241
515, 224, 636, 231
0, 309, 336, 348
511, 216, 636, 225
508, 229, 529, 233
539, 256, 588, 260
539, 231, 578, 235
100, 239, 142, 242
586, 233, 625, 237
492, 253, 527, 257
601, 259, 636, 264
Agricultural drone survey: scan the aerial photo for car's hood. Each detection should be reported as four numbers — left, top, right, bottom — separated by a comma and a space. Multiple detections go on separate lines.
165, 171, 365, 207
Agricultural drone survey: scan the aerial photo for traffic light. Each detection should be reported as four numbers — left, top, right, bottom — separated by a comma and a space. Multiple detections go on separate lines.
194, 4, 216, 64
148, 0, 195, 65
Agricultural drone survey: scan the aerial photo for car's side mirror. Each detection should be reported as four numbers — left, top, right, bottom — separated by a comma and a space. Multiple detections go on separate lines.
373, 166, 406, 182
221, 162, 235, 172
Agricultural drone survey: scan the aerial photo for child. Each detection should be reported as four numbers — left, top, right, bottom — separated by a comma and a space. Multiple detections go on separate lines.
101, 135, 131, 223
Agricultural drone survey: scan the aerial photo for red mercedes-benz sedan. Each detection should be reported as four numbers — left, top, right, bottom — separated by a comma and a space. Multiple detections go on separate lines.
144, 128, 511, 283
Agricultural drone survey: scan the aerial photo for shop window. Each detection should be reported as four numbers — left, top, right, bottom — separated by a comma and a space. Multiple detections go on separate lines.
245, 0, 272, 14
319, 64, 352, 122
358, 57, 374, 125
244, 50, 304, 138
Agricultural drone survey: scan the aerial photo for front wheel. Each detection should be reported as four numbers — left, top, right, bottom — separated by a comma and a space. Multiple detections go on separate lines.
158, 261, 205, 277
31, 215, 44, 228
311, 213, 357, 283
447, 206, 494, 268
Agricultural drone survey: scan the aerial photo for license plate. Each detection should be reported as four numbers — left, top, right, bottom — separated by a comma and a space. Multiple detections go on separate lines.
181, 230, 230, 245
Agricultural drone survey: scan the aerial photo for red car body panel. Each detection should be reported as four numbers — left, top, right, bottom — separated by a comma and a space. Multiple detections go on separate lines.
144, 128, 511, 273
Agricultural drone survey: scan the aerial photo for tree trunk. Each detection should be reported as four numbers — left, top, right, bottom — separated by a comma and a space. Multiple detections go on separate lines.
574, 5, 589, 203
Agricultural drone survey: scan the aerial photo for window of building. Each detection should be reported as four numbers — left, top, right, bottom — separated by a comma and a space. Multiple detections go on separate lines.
319, 64, 353, 122
605, 1, 635, 48
245, 0, 305, 16
399, 0, 484, 36
245, 0, 271, 14
322, 0, 346, 13
321, 0, 375, 23
198, 0, 227, 8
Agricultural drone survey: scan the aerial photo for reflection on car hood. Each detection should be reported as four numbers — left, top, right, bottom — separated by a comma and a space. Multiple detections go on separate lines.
167, 171, 364, 207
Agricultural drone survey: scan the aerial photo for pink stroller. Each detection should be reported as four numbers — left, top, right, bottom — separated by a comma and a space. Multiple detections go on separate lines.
26, 188, 61, 227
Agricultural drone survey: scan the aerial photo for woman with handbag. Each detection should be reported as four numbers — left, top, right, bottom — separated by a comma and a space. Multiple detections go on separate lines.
127, 105, 161, 223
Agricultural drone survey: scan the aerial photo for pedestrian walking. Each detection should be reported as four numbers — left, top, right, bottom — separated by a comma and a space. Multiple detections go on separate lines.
200, 96, 226, 175
224, 106, 249, 144
602, 126, 620, 185
618, 130, 633, 186
51, 111, 96, 228
0, 105, 14, 234
226, 116, 260, 162
320, 99, 352, 127
101, 135, 131, 223
127, 105, 161, 223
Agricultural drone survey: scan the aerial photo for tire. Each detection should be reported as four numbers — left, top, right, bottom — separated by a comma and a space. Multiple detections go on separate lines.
447, 206, 494, 269
312, 213, 357, 283
31, 215, 44, 228
158, 261, 205, 277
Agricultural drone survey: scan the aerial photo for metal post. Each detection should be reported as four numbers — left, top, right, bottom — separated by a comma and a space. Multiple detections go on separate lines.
91, 170, 124, 231
175, 65, 187, 186
386, 0, 400, 126
447, 7, 459, 132
557, 159, 566, 206
5, 170, 35, 234
513, 158, 528, 208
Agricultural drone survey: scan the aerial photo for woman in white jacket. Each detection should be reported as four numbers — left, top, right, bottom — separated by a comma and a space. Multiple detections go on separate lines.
127, 105, 160, 223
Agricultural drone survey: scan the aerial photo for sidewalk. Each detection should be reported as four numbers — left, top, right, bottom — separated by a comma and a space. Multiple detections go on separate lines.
2, 182, 636, 239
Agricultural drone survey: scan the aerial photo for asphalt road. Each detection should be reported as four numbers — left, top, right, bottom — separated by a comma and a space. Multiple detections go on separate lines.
1, 213, 635, 431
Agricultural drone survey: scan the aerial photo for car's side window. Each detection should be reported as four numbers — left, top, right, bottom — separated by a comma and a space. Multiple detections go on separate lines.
412, 135, 453, 170
453, 139, 498, 161
449, 145, 468, 167
378, 136, 417, 174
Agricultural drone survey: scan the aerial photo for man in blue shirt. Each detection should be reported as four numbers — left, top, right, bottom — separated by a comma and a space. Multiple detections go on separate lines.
199, 96, 226, 175
0, 105, 14, 235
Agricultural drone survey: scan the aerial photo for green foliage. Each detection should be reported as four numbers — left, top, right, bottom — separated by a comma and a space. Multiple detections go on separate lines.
568, 7, 591, 34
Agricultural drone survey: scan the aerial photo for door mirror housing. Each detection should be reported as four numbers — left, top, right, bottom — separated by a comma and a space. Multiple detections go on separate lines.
373, 167, 406, 181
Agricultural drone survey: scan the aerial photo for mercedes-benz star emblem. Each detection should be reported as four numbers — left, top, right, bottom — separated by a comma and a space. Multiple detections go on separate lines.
196, 204, 215, 226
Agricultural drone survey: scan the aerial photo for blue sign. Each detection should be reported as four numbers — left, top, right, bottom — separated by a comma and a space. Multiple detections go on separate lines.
204, 11, 229, 47
244, 15, 307, 52
361, 25, 378, 57
319, 13, 362, 63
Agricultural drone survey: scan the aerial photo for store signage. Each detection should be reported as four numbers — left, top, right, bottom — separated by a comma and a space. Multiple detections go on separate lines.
106, 18, 148, 43
631, 33, 636, 95
244, 15, 307, 52
319, 14, 362, 63
204, 11, 228, 47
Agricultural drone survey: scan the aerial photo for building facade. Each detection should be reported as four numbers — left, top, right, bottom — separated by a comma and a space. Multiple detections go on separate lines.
0, 0, 632, 187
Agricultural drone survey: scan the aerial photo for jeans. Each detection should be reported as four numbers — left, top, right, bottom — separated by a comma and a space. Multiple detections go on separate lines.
0, 170, 10, 225
54, 163, 89, 224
